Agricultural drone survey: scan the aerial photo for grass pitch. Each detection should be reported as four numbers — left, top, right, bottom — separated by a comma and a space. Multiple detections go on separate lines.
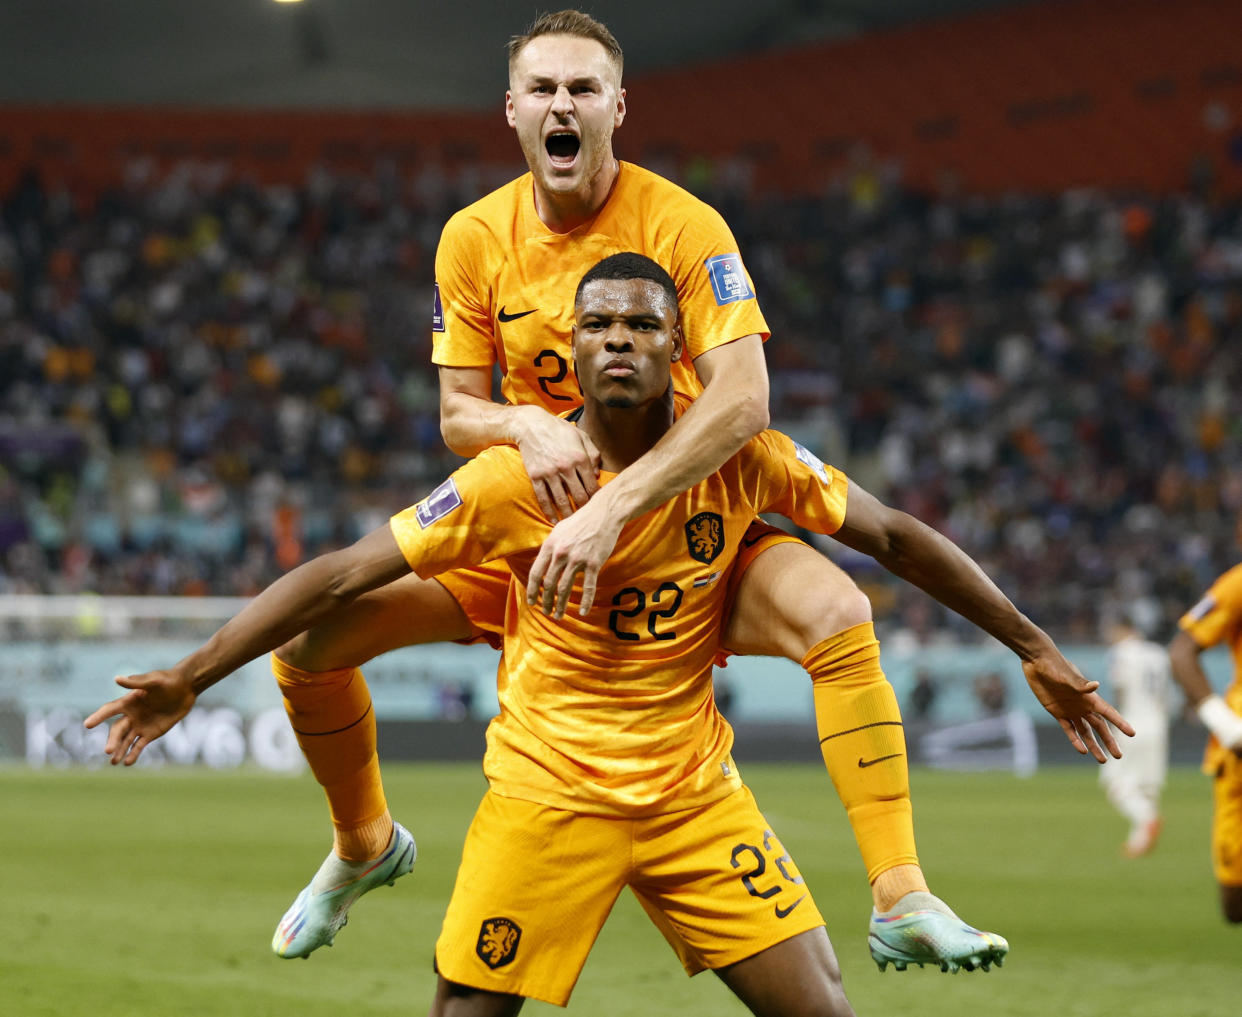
3, 761, 1237, 1016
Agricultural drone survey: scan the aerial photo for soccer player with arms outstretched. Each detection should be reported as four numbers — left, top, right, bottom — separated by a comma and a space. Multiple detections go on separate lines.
90, 253, 1123, 1011
90, 256, 1131, 1010
94, 10, 1131, 972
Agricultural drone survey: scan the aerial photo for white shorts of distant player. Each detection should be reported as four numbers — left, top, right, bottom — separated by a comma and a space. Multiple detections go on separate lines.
1099, 718, 1168, 830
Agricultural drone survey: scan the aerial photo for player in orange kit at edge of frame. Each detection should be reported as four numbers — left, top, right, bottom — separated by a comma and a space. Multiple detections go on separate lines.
1169, 515, 1242, 923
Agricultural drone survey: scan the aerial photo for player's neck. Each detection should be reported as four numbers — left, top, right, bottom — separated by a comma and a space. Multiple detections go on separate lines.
581, 388, 674, 472
533, 159, 620, 233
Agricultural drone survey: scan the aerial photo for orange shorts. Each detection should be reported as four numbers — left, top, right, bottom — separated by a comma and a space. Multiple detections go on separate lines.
1211, 747, 1242, 887
434, 520, 805, 657
434, 785, 823, 1006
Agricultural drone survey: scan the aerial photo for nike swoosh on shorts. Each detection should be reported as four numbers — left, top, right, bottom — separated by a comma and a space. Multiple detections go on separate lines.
774, 895, 807, 919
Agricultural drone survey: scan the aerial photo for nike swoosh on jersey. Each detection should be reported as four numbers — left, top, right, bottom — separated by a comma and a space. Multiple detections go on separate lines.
774, 895, 807, 919
857, 753, 903, 768
497, 306, 537, 322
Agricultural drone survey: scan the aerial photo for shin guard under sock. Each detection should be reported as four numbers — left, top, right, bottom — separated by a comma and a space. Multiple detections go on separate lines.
805, 623, 922, 892
273, 653, 391, 861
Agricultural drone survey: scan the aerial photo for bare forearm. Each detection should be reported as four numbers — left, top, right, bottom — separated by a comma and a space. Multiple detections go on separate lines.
179, 536, 408, 693
1169, 633, 1213, 704
440, 390, 530, 457
601, 380, 768, 523
176, 559, 357, 693
870, 517, 1049, 659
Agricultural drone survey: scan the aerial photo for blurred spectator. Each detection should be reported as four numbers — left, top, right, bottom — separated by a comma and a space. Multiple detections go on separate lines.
3, 159, 1241, 650
907, 668, 938, 721
436, 680, 475, 722
973, 671, 1008, 716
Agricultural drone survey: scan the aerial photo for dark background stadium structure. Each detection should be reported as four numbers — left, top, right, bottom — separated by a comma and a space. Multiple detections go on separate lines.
0, 0, 1039, 111
1, 0, 1241, 648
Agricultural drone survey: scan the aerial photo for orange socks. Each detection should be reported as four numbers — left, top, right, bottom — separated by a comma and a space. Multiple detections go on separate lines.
805, 622, 925, 905
272, 654, 392, 861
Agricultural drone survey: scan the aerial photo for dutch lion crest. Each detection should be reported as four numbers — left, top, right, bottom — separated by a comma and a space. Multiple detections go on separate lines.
685, 511, 724, 565
476, 916, 522, 969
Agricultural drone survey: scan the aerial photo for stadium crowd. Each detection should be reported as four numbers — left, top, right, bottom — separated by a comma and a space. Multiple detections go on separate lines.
1, 155, 1239, 644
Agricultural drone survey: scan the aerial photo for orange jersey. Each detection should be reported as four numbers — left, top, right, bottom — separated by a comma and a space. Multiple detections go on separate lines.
389, 430, 848, 816
432, 161, 768, 409
1179, 562, 1242, 771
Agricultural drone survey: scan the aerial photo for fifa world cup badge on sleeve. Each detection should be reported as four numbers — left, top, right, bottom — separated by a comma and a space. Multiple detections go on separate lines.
415, 478, 462, 528
1187, 594, 1217, 622
704, 253, 755, 305
793, 440, 830, 484
432, 283, 445, 332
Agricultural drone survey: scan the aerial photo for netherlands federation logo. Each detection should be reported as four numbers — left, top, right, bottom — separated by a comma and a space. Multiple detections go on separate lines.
476, 916, 522, 969
685, 511, 724, 565
704, 253, 755, 306
415, 478, 462, 528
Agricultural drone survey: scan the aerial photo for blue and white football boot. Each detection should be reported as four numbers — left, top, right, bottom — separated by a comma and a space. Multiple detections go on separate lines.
868, 891, 1008, 973
272, 821, 417, 959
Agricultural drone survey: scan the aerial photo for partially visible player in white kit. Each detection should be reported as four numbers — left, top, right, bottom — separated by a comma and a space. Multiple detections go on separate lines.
1099, 615, 1176, 857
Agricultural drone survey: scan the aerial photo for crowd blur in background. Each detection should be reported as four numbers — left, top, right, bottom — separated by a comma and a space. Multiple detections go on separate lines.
2, 153, 1240, 645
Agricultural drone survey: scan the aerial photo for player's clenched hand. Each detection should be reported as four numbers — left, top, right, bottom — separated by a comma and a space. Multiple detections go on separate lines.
513, 406, 602, 522
83, 670, 198, 766
1021, 651, 1135, 763
527, 492, 625, 619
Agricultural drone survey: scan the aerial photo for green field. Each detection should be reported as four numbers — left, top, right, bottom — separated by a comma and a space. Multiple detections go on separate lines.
3, 762, 1237, 1016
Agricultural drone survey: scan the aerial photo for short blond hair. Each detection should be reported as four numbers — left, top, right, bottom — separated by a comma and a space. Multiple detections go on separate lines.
507, 10, 624, 79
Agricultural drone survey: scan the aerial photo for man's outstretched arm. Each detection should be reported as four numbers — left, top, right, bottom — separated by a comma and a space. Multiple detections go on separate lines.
830, 480, 1135, 761
84, 526, 413, 765
528, 335, 769, 617
1170, 630, 1242, 749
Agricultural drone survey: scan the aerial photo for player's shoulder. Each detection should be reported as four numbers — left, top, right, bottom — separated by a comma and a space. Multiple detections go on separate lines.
1203, 561, 1242, 606
728, 428, 826, 485
740, 427, 822, 465
471, 443, 525, 473
1182, 561, 1242, 628
619, 161, 693, 199
452, 445, 534, 506
440, 174, 530, 245
617, 162, 721, 221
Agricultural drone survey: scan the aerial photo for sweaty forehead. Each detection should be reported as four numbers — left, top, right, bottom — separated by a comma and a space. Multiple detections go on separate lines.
511, 34, 620, 87
577, 278, 674, 319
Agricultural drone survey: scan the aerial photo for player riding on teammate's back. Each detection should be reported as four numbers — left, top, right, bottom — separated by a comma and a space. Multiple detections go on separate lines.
87, 8, 1133, 977
93, 251, 1106, 1014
